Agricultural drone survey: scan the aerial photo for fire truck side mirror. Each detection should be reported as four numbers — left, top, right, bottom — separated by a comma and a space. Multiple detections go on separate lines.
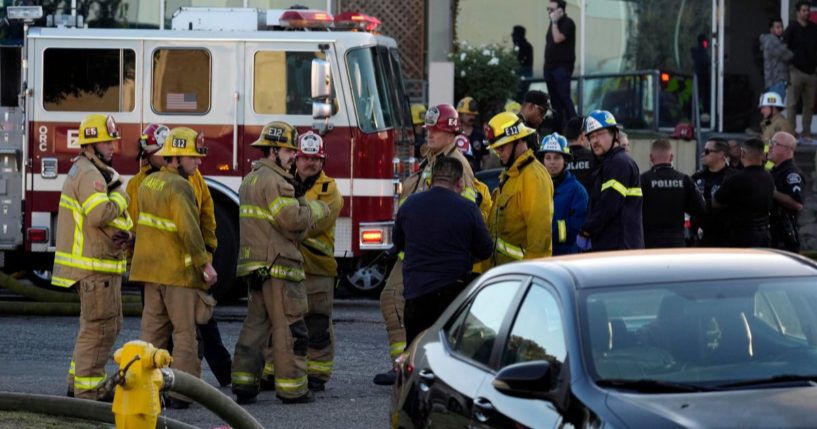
313, 102, 332, 121
311, 59, 332, 99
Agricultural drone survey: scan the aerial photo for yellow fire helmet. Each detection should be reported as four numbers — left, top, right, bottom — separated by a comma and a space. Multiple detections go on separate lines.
504, 99, 522, 114
456, 96, 479, 115
484, 111, 535, 150
410, 104, 427, 125
77, 114, 121, 146
251, 121, 299, 150
155, 127, 207, 157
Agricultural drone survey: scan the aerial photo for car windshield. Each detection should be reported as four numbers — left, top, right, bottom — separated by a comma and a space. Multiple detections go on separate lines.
580, 277, 817, 389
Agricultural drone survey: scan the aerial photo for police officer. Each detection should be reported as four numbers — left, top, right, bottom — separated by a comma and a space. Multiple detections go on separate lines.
126, 123, 232, 388
131, 127, 218, 409
54, 114, 131, 401
486, 111, 554, 267
713, 138, 775, 247
293, 132, 344, 392
563, 115, 595, 192
768, 131, 805, 252
537, 133, 588, 255
456, 96, 486, 171
640, 139, 705, 248
374, 104, 479, 386
691, 137, 737, 246
231, 122, 328, 404
394, 157, 492, 345
577, 110, 644, 251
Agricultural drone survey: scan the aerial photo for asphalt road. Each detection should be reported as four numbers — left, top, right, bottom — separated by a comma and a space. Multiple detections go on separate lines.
0, 299, 394, 429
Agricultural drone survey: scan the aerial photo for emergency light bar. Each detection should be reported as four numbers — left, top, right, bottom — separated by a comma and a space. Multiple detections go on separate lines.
335, 12, 381, 32
7, 6, 43, 21
278, 10, 334, 29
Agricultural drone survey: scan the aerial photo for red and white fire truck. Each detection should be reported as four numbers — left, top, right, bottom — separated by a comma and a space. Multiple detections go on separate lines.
0, 7, 414, 298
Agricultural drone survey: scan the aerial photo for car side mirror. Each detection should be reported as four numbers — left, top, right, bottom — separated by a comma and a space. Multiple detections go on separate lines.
492, 360, 556, 399
311, 59, 332, 99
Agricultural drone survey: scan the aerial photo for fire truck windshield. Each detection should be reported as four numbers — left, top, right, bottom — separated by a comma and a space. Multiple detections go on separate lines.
347, 46, 393, 133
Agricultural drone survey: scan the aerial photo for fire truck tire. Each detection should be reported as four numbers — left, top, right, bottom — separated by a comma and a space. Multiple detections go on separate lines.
342, 252, 394, 296
210, 203, 240, 302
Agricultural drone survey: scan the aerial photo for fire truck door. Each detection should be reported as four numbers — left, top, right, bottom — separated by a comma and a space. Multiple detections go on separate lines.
142, 40, 243, 178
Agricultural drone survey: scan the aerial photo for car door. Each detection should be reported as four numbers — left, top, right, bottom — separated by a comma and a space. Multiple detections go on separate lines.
471, 280, 567, 429
416, 277, 527, 428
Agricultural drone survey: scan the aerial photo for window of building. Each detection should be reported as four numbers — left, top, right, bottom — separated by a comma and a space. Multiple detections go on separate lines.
43, 48, 136, 112
152, 48, 210, 114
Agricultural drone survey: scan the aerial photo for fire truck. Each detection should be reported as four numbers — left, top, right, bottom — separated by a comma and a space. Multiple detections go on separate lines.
0, 7, 414, 298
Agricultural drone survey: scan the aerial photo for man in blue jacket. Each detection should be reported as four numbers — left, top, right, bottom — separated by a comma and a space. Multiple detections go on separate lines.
537, 133, 588, 255
577, 110, 644, 251
393, 156, 493, 345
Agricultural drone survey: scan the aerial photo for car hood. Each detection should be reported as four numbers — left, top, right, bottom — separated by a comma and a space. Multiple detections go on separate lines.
606, 386, 817, 428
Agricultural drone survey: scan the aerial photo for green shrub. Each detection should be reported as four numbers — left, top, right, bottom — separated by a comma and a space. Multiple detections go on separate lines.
451, 42, 520, 122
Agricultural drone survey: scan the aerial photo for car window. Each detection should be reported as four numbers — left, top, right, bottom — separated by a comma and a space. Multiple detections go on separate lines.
152, 48, 210, 114
43, 48, 136, 112
501, 283, 566, 368
445, 280, 522, 367
581, 278, 817, 387
253, 50, 333, 115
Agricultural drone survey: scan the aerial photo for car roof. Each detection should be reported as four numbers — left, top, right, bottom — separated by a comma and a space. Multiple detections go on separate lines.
494, 248, 817, 289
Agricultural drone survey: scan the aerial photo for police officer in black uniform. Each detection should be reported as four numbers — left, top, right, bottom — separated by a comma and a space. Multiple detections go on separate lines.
641, 139, 705, 248
564, 116, 595, 192
691, 138, 736, 246
767, 131, 805, 252
713, 138, 775, 247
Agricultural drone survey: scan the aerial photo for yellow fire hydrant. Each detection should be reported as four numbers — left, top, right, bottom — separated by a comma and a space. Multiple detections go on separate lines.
111, 340, 173, 429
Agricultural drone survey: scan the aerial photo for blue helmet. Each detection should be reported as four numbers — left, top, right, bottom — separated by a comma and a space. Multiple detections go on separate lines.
583, 110, 618, 135
538, 132, 571, 159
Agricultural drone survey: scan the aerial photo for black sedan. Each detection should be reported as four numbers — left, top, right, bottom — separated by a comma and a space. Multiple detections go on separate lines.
391, 249, 817, 428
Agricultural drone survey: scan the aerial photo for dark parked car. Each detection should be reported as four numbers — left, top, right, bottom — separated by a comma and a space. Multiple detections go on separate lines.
391, 249, 817, 428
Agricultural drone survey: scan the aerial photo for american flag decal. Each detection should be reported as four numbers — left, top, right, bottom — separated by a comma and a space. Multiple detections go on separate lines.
167, 92, 198, 110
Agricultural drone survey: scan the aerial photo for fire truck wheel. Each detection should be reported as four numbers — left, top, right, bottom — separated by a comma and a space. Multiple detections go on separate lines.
343, 252, 394, 296
210, 203, 240, 302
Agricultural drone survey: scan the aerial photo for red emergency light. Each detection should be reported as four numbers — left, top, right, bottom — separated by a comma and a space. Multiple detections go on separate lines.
279, 10, 334, 29
27, 228, 48, 243
660, 72, 671, 84
335, 12, 381, 32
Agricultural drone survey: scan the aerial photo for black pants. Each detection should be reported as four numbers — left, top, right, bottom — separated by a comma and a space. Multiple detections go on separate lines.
729, 227, 770, 248
404, 283, 464, 346
544, 65, 577, 130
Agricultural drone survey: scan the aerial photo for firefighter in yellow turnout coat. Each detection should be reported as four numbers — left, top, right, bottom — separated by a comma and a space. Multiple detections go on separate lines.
231, 122, 329, 404
486, 112, 554, 267
130, 127, 217, 409
53, 114, 131, 400
293, 132, 344, 390
374, 104, 480, 385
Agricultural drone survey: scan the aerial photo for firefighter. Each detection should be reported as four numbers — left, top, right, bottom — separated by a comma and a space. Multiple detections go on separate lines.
130, 127, 217, 409
640, 139, 706, 248
54, 113, 131, 401
374, 104, 479, 386
758, 91, 794, 170
537, 133, 588, 255
126, 123, 232, 387
767, 131, 805, 252
577, 110, 644, 251
456, 96, 486, 170
292, 131, 344, 392
410, 103, 427, 157
485, 111, 554, 267
231, 121, 328, 405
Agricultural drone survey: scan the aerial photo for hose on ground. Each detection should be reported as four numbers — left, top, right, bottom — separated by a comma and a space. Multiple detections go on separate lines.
0, 301, 142, 316
0, 391, 197, 429
162, 368, 264, 429
0, 271, 141, 304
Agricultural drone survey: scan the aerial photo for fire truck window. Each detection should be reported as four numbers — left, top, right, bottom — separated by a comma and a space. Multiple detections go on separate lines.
253, 51, 331, 115
152, 49, 211, 114
347, 47, 390, 132
0, 47, 21, 107
43, 48, 136, 112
